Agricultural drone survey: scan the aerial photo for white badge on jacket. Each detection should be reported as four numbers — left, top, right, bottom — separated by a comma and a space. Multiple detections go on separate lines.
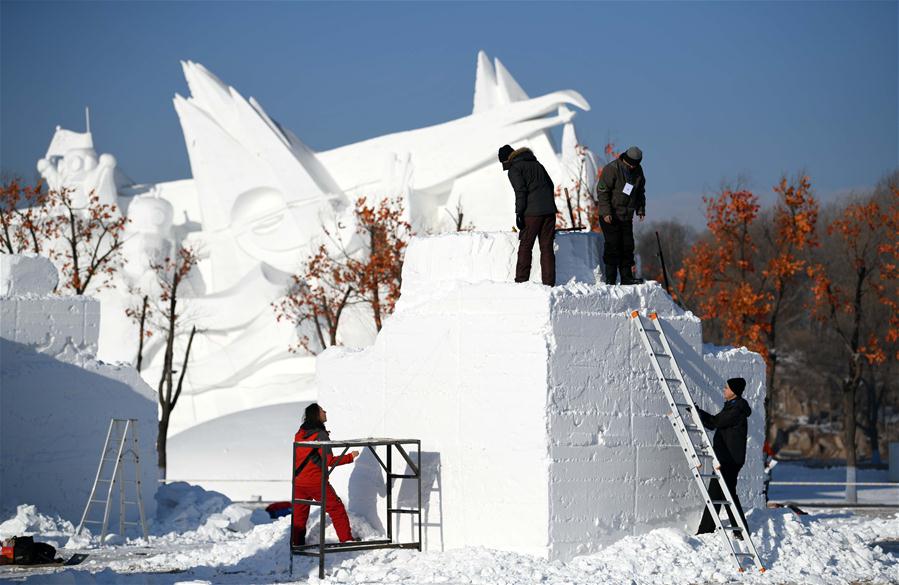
622, 183, 634, 196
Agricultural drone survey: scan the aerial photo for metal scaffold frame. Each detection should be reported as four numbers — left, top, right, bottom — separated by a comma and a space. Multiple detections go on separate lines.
289, 438, 422, 579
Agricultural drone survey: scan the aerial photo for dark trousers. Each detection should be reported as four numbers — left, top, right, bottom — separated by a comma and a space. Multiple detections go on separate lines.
697, 465, 748, 534
516, 214, 556, 285
599, 216, 636, 270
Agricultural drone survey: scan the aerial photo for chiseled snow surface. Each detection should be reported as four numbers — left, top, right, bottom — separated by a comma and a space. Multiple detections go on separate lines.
0, 499, 896, 584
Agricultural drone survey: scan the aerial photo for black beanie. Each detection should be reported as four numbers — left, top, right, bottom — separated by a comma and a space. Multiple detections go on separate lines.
498, 144, 514, 164
727, 377, 746, 396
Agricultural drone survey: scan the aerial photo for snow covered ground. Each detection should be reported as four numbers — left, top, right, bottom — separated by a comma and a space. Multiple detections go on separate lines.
1, 475, 896, 585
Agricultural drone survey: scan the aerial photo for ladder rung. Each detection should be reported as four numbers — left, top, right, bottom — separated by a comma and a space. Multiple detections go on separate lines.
387, 508, 420, 514
698, 473, 717, 478
123, 521, 141, 526
89, 499, 108, 504
663, 378, 682, 384
83, 520, 103, 524
123, 501, 138, 505
722, 526, 743, 531
674, 403, 692, 410
733, 553, 755, 557
709, 500, 732, 506
653, 353, 672, 359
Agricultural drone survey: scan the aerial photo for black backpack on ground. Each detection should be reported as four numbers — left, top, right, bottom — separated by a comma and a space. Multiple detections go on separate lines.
12, 536, 60, 565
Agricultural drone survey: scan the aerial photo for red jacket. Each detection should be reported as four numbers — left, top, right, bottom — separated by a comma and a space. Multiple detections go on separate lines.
293, 426, 355, 487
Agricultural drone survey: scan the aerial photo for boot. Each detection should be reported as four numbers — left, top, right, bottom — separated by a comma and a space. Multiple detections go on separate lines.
603, 264, 618, 285
619, 266, 644, 285
291, 530, 305, 550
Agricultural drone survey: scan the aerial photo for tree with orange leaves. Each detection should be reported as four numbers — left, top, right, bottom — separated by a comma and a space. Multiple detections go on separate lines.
676, 176, 820, 442
808, 182, 898, 500
275, 195, 413, 353
1, 182, 129, 295
44, 188, 129, 294
343, 196, 413, 331
273, 244, 357, 354
0, 179, 49, 254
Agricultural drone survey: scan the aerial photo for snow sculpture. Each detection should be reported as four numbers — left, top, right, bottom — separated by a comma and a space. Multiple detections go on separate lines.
0, 254, 158, 525
319, 51, 591, 231
36, 126, 127, 207
317, 232, 766, 561
35, 51, 598, 436
120, 190, 175, 283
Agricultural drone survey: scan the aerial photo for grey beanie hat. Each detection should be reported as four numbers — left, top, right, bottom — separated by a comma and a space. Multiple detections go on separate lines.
624, 146, 643, 163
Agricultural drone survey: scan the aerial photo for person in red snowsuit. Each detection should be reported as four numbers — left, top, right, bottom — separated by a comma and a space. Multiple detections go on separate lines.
292, 403, 359, 547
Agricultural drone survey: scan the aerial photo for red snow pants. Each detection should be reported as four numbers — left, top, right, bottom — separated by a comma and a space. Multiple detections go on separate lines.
292, 482, 354, 544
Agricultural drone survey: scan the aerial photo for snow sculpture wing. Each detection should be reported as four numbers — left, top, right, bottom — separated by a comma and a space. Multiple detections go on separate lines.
174, 61, 348, 278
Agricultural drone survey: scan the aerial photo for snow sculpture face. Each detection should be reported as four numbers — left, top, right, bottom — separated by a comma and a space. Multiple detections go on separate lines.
230, 186, 330, 273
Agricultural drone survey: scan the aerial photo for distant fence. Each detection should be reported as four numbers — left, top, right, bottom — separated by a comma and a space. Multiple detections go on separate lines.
768, 481, 896, 487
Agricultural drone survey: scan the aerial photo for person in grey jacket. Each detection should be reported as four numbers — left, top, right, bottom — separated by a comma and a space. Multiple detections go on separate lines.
595, 146, 646, 285
499, 144, 558, 285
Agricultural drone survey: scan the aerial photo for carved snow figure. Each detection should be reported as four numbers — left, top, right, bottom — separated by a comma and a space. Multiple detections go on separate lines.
121, 190, 175, 284
36, 126, 128, 207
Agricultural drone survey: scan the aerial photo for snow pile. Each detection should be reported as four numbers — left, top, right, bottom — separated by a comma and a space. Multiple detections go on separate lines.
152, 482, 271, 542
154, 482, 233, 533
0, 254, 159, 526
318, 233, 766, 560
0, 253, 58, 296
0, 504, 76, 550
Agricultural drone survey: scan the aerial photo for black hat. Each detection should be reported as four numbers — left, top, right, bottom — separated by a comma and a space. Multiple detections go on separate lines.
620, 146, 643, 166
498, 144, 514, 164
727, 377, 746, 396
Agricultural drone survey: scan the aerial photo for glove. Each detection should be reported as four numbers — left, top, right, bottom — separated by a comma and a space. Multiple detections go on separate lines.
515, 214, 525, 231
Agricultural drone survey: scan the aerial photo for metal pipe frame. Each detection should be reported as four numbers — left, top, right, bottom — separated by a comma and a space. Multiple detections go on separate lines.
289, 438, 422, 580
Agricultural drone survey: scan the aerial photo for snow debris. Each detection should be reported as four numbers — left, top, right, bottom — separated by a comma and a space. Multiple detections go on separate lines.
0, 505, 895, 584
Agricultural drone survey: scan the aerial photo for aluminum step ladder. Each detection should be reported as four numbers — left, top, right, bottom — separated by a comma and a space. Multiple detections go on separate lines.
76, 418, 149, 541
630, 311, 765, 573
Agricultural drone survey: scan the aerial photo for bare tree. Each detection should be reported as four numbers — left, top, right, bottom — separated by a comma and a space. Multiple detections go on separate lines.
145, 245, 201, 476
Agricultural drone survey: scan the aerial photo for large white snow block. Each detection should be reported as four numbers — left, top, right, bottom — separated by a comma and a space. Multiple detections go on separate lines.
0, 255, 159, 527
0, 254, 58, 297
317, 235, 766, 560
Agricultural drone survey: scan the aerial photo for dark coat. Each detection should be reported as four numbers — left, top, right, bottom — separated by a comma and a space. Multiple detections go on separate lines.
697, 397, 752, 469
506, 148, 557, 216
595, 157, 646, 221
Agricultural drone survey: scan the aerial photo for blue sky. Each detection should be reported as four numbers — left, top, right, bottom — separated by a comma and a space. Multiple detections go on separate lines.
1, 1, 896, 225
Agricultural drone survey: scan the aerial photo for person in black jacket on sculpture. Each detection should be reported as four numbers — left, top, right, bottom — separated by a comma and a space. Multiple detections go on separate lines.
499, 144, 558, 286
595, 146, 646, 285
696, 377, 752, 537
